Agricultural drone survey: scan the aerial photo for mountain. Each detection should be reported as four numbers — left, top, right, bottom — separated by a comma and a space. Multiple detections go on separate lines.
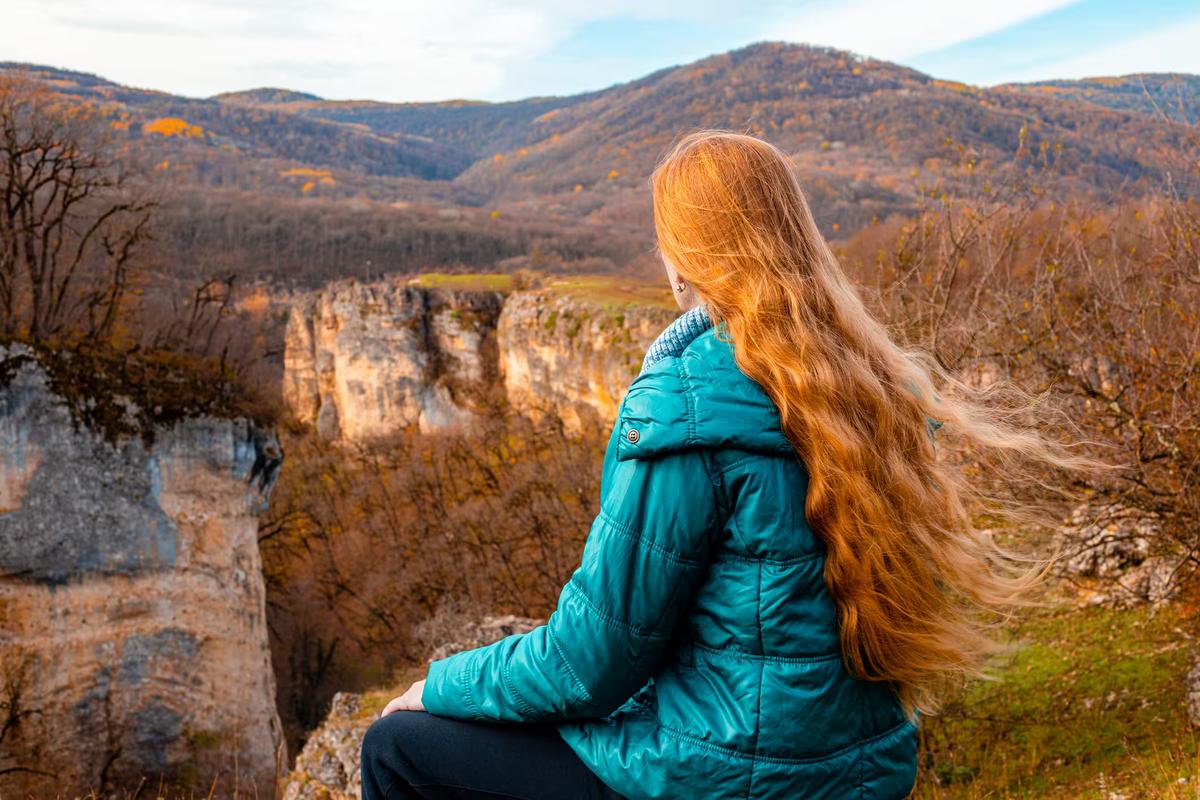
999, 73, 1200, 125
278, 42, 1200, 227
0, 62, 473, 182
272, 93, 598, 157
212, 87, 324, 104
4, 42, 1197, 283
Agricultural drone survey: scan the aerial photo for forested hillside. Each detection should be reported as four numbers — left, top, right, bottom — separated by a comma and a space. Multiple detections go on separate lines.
1003, 73, 1200, 124
5, 41, 1197, 287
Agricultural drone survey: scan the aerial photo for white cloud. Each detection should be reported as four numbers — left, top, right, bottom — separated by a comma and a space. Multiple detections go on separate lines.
7, 1, 579, 100
771, 0, 1080, 62
3, 0, 1192, 102
996, 17, 1200, 82
5, 0, 744, 101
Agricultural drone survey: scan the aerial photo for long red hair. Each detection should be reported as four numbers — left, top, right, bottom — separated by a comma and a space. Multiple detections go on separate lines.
650, 129, 1083, 716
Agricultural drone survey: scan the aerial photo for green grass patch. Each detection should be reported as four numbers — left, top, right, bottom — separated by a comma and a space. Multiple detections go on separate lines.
543, 275, 677, 311
413, 272, 514, 291
412, 271, 677, 313
917, 599, 1198, 798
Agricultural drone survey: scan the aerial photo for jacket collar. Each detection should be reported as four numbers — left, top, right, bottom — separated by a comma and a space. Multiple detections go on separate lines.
640, 302, 713, 374
618, 312, 795, 462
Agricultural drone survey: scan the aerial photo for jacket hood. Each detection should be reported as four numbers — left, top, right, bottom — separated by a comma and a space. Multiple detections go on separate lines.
616, 324, 795, 462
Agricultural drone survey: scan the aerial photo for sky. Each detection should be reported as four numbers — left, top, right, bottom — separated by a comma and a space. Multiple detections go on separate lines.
5, 0, 1200, 103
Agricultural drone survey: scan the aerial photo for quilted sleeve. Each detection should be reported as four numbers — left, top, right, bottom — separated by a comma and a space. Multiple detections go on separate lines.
420, 396, 720, 722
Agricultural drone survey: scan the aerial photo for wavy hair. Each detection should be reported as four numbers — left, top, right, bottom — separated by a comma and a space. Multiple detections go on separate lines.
650, 129, 1086, 717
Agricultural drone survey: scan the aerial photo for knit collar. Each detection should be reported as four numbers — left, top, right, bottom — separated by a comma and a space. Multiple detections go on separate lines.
640, 302, 714, 374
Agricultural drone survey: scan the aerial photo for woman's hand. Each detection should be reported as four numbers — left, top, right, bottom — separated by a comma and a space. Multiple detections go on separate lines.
379, 679, 426, 717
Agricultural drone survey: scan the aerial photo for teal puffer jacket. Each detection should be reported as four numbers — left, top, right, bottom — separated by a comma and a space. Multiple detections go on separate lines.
422, 312, 919, 799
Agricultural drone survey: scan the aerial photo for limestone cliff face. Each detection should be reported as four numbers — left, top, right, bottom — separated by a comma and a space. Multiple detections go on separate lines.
283, 278, 503, 440
497, 290, 675, 434
282, 278, 676, 442
0, 345, 285, 798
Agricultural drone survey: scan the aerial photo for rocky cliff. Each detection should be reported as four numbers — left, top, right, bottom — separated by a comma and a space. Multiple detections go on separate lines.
282, 276, 677, 441
283, 279, 504, 440
0, 345, 286, 798
497, 290, 675, 434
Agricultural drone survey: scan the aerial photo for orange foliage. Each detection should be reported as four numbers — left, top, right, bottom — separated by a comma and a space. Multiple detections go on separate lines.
931, 79, 971, 93
280, 167, 333, 180
280, 167, 334, 193
143, 117, 204, 138
236, 286, 272, 314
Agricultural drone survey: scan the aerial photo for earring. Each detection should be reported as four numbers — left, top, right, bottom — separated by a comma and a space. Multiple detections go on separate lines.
674, 282, 687, 293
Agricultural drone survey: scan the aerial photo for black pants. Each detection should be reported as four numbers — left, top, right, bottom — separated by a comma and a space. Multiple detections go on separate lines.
361, 710, 628, 800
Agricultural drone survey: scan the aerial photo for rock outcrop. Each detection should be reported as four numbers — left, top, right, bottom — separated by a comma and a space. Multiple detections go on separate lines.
422, 613, 545, 663
282, 276, 677, 442
1054, 503, 1180, 607
282, 614, 543, 800
0, 345, 286, 798
497, 290, 674, 434
283, 279, 504, 440
282, 692, 367, 800
1187, 654, 1200, 729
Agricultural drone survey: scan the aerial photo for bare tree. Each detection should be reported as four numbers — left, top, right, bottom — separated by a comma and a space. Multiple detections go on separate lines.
0, 651, 49, 780
260, 406, 604, 745
852, 127, 1200, 596
0, 72, 154, 344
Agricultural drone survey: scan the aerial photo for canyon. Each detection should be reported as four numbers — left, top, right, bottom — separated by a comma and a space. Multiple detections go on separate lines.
0, 276, 681, 797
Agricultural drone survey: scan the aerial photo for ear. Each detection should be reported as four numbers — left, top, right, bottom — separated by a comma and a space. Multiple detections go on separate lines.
677, 283, 701, 310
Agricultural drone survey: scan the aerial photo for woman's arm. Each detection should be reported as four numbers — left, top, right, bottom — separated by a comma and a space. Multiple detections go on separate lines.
409, 425, 720, 723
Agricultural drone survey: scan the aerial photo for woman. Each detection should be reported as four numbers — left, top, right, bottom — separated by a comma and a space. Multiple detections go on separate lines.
361, 130, 1075, 799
